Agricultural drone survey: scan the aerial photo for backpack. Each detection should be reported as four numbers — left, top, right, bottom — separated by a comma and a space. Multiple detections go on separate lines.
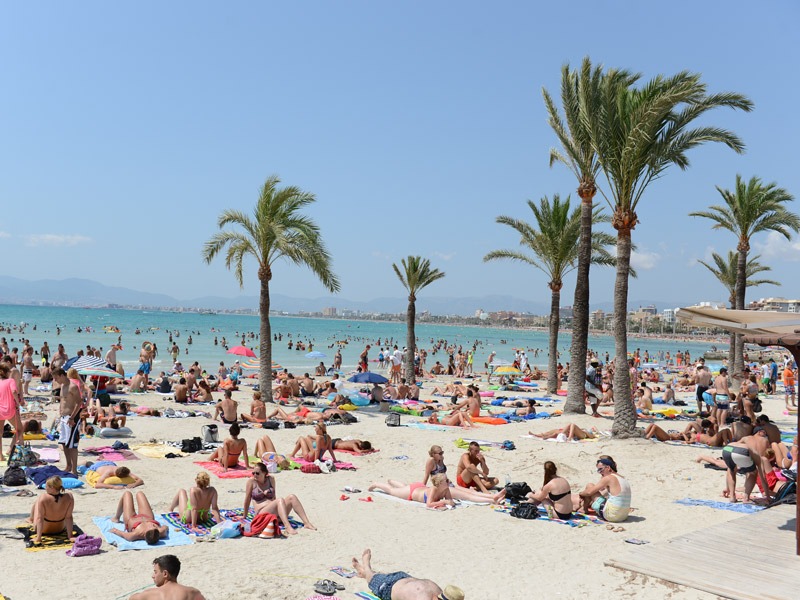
201, 424, 219, 444
504, 481, 532, 503
181, 437, 203, 453
385, 413, 401, 427
3, 465, 27, 486
510, 502, 539, 520
341, 412, 358, 424
262, 421, 280, 430
752, 398, 763, 413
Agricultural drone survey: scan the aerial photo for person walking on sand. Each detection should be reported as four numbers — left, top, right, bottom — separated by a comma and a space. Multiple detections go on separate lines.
130, 555, 206, 600
53, 368, 82, 475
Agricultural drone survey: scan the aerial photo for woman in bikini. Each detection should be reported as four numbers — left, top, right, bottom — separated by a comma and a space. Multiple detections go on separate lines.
524, 461, 574, 519
168, 471, 221, 531
289, 422, 337, 463
422, 445, 448, 485
427, 408, 474, 428
331, 438, 373, 454
243, 462, 316, 536
26, 476, 75, 545
195, 380, 213, 403
209, 423, 249, 472
368, 474, 456, 510
530, 423, 597, 441
109, 490, 168, 545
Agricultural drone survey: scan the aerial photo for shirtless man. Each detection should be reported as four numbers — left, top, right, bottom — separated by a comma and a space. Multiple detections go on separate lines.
105, 344, 120, 371
88, 464, 144, 489
286, 374, 301, 397
351, 548, 460, 600
173, 378, 189, 403
722, 428, 772, 503
213, 390, 238, 424
370, 382, 384, 403
241, 391, 266, 423
130, 555, 206, 600
695, 365, 712, 413
711, 367, 732, 425
396, 378, 410, 401
54, 368, 82, 475
636, 382, 653, 411
139, 345, 154, 387
128, 370, 148, 393
21, 347, 35, 397
186, 369, 198, 398
453, 388, 481, 418
730, 416, 754, 441
755, 415, 782, 445
300, 373, 316, 397
456, 441, 499, 492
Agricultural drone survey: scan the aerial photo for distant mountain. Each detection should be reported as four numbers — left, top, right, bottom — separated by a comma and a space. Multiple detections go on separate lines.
0, 276, 693, 316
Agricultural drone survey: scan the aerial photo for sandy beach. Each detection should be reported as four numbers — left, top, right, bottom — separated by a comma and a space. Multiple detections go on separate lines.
1, 373, 793, 600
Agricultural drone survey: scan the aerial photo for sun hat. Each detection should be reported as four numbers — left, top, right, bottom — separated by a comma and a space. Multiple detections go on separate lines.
441, 586, 465, 600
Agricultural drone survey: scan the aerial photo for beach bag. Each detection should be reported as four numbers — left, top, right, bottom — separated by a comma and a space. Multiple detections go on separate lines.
504, 482, 532, 503
301, 463, 322, 474
283, 421, 296, 429
341, 412, 357, 424
3, 465, 27, 486
510, 502, 539, 520
262, 421, 280, 430
210, 519, 242, 540
181, 437, 202, 453
201, 424, 219, 444
9, 442, 39, 467
385, 413, 401, 427
752, 398, 763, 413
65, 534, 102, 557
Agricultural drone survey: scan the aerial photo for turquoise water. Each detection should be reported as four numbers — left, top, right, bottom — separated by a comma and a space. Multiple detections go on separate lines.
0, 304, 713, 373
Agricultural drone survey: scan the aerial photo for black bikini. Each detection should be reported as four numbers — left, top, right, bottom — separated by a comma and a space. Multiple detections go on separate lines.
548, 490, 569, 501
548, 489, 573, 519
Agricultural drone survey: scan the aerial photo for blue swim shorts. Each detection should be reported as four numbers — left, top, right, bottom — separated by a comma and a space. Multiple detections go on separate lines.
369, 571, 411, 600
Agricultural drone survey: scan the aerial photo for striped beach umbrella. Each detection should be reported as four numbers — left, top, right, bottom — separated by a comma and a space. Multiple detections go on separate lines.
66, 355, 109, 371
241, 359, 283, 371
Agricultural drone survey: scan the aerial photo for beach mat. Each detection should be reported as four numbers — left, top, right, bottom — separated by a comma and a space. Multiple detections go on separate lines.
84, 446, 139, 461
193, 461, 253, 479
293, 457, 357, 471
404, 422, 454, 432
355, 594, 381, 600
334, 448, 379, 456
15, 523, 84, 552
674, 498, 764, 513
370, 490, 483, 509
35, 447, 61, 462
160, 508, 305, 536
130, 443, 179, 459
92, 516, 194, 550
493, 505, 603, 527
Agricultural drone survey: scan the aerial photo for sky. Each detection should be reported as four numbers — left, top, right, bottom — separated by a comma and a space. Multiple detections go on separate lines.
1, 2, 799, 309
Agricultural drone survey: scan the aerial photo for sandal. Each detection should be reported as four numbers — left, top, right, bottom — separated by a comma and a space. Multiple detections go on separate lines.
15, 490, 34, 497
313, 579, 339, 595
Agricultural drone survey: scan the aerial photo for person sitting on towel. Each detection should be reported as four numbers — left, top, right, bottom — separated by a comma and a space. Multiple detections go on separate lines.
213, 389, 238, 424
25, 476, 75, 546
289, 422, 337, 463
244, 462, 317, 535
109, 490, 168, 544
209, 423, 249, 473
576, 455, 631, 522
241, 391, 267, 424
524, 461, 574, 519
168, 471, 221, 531
456, 441, 499, 492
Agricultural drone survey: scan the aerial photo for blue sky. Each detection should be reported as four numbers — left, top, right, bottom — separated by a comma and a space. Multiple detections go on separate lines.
1, 2, 798, 308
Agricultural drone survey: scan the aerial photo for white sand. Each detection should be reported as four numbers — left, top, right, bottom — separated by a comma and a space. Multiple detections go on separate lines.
2, 378, 793, 600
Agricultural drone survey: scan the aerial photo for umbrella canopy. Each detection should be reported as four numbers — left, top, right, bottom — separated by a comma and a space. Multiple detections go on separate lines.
240, 359, 282, 371
348, 372, 389, 384
78, 366, 120, 379
493, 365, 522, 375
227, 346, 256, 358
489, 359, 513, 367
305, 351, 327, 359
65, 355, 108, 371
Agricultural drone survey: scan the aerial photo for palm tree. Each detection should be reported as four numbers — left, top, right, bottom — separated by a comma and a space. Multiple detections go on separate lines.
590, 70, 753, 436
203, 175, 340, 397
543, 57, 637, 413
698, 250, 780, 365
691, 176, 798, 378
484, 195, 617, 394
392, 256, 445, 385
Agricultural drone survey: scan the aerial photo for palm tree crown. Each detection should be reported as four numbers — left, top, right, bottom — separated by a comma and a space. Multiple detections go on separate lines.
202, 175, 340, 395
698, 251, 780, 305
393, 256, 445, 385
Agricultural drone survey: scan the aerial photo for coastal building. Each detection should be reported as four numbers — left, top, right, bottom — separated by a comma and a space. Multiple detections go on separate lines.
322, 307, 337, 317
749, 297, 800, 313
590, 309, 605, 328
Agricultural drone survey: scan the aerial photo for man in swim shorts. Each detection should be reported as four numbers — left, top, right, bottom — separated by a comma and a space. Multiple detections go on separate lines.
54, 368, 82, 475
456, 441, 498, 492
721, 428, 771, 503
130, 554, 206, 600
214, 390, 238, 424
694, 364, 712, 413
351, 548, 463, 600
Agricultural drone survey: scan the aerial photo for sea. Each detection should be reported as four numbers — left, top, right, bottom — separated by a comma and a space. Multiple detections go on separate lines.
0, 304, 718, 375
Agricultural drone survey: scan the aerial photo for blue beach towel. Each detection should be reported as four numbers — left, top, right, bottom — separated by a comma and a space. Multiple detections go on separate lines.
674, 498, 764, 513
92, 516, 194, 550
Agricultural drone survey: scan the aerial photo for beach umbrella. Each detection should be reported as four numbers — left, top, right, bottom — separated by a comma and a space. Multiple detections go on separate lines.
305, 351, 327, 359
77, 366, 120, 379
227, 345, 256, 358
489, 359, 513, 367
348, 372, 389, 384
241, 359, 283, 371
493, 365, 522, 376
65, 355, 108, 371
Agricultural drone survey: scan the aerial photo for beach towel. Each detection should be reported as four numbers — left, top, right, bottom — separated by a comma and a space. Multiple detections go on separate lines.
662, 440, 712, 449
35, 447, 61, 462
92, 516, 193, 551
403, 422, 454, 432
674, 498, 764, 513
130, 443, 181, 459
493, 504, 602, 527
84, 446, 139, 461
354, 594, 381, 600
193, 461, 253, 479
370, 490, 483, 509
293, 457, 357, 471
15, 523, 84, 552
161, 508, 254, 536
454, 439, 490, 451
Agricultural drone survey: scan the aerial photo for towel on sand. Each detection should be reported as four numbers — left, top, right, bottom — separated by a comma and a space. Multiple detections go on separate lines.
129, 443, 179, 459
193, 461, 253, 478
674, 498, 764, 513
15, 523, 84, 552
84, 446, 139, 461
92, 516, 193, 550
161, 508, 253, 536
293, 457, 356, 471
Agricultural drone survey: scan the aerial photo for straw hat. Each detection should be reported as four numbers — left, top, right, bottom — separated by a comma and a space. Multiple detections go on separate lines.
442, 585, 465, 600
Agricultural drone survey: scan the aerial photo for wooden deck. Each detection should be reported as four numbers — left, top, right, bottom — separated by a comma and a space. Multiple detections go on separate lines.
605, 504, 799, 600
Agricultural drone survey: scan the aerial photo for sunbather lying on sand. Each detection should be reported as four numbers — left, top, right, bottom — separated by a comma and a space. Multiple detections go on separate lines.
110, 490, 168, 545
351, 548, 463, 600
530, 423, 596, 441
369, 474, 456, 510
427, 409, 474, 428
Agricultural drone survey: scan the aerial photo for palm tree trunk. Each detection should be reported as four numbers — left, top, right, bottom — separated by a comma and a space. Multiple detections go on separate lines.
564, 186, 594, 413
727, 296, 735, 370
733, 247, 748, 389
612, 225, 636, 436
405, 297, 416, 385
546, 285, 561, 394
259, 280, 273, 400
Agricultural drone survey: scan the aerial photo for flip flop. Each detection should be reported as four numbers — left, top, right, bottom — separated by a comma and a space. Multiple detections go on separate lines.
313, 580, 337, 595
625, 538, 649, 545
358, 496, 373, 503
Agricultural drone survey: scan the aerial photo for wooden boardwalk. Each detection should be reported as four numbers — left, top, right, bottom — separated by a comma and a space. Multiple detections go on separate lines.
605, 504, 799, 600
